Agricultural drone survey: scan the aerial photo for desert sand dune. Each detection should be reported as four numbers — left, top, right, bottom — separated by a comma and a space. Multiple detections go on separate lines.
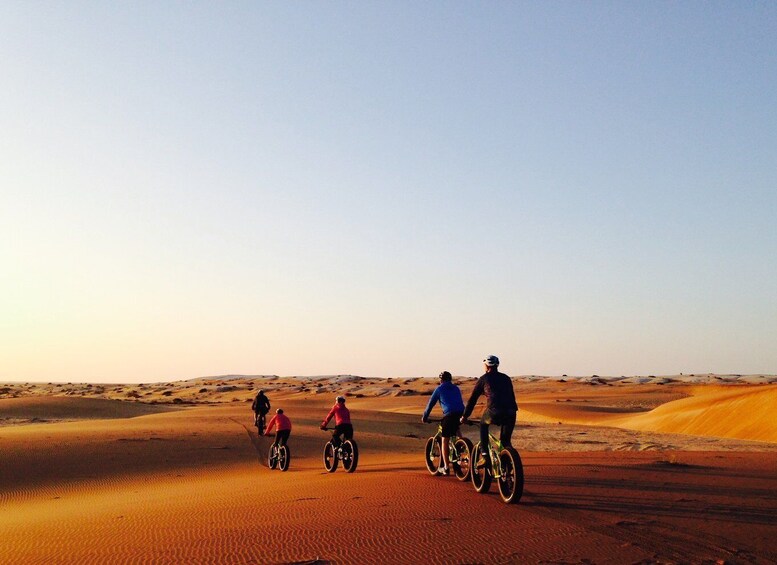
1, 378, 776, 563
615, 385, 777, 442
0, 396, 177, 424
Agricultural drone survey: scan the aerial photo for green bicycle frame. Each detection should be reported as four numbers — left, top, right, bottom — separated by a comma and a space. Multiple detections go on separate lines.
433, 424, 463, 463
486, 432, 504, 478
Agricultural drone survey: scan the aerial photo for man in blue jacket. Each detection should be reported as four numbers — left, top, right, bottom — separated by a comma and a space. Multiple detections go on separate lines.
422, 371, 465, 475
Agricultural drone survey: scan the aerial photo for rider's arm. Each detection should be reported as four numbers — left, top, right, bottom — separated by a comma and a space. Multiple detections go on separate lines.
422, 387, 440, 421
264, 415, 276, 435
321, 406, 335, 427
462, 376, 485, 419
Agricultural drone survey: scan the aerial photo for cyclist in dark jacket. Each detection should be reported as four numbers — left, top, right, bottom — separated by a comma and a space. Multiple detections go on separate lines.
252, 390, 271, 429
461, 355, 517, 462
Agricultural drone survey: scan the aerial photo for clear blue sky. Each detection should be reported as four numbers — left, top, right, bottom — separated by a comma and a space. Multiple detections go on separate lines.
2, 3, 776, 382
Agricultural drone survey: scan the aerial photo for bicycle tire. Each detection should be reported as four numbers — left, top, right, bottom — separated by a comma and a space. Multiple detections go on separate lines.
279, 445, 291, 472
497, 448, 523, 503
453, 437, 474, 481
471, 441, 491, 493
268, 445, 278, 470
424, 436, 442, 475
342, 440, 358, 473
323, 441, 338, 472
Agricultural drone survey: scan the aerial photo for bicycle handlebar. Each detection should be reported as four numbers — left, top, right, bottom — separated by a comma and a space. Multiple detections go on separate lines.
424, 418, 481, 425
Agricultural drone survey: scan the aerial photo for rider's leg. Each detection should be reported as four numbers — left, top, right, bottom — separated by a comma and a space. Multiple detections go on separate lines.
440, 413, 460, 471
441, 435, 451, 472
331, 427, 341, 448
499, 412, 516, 448
479, 422, 490, 463
278, 429, 290, 447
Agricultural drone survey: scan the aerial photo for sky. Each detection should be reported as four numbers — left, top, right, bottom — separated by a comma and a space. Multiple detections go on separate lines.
2, 2, 776, 383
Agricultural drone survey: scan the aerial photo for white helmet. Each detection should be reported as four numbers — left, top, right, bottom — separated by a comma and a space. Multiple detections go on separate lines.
336, 395, 346, 403
483, 355, 500, 367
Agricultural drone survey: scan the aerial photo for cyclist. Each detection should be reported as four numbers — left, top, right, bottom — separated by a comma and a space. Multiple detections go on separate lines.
252, 389, 271, 430
320, 395, 353, 448
460, 355, 517, 466
422, 371, 465, 475
264, 408, 292, 447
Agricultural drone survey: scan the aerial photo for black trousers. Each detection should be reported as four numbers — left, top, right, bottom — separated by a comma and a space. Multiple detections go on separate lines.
273, 429, 290, 447
479, 411, 516, 454
332, 423, 353, 446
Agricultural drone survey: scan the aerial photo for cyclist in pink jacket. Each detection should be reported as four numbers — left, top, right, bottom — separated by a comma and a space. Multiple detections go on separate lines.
265, 408, 292, 447
320, 395, 353, 448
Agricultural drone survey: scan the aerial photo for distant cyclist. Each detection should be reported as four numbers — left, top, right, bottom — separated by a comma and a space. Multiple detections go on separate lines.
422, 371, 465, 475
460, 355, 517, 466
265, 408, 292, 447
320, 395, 353, 447
252, 389, 271, 431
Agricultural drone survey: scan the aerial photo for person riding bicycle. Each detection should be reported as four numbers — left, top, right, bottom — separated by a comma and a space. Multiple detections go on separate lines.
265, 408, 292, 447
320, 395, 353, 448
460, 355, 517, 466
422, 371, 465, 475
252, 389, 271, 428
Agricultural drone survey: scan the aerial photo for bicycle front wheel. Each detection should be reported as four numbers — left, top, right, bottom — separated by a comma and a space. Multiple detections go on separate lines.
279, 445, 291, 472
323, 442, 338, 472
424, 436, 442, 475
342, 440, 358, 473
497, 448, 524, 503
453, 437, 473, 481
470, 442, 491, 493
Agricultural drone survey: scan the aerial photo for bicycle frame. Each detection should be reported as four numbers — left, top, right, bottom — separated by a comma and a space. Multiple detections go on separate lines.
429, 422, 464, 461
465, 420, 505, 477
486, 432, 504, 478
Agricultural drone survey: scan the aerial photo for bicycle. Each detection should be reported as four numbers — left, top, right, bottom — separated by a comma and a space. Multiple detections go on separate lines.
466, 420, 524, 503
423, 420, 473, 481
321, 428, 359, 473
268, 441, 291, 472
254, 412, 266, 435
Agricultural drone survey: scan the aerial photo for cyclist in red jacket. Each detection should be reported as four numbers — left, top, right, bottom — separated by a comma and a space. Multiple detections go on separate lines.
320, 395, 353, 448
265, 408, 292, 447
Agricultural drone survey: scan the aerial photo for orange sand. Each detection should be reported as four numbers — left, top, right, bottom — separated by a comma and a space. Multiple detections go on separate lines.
1, 376, 776, 564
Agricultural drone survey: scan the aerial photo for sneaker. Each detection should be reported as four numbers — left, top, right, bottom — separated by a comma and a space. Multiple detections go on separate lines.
438, 466, 449, 476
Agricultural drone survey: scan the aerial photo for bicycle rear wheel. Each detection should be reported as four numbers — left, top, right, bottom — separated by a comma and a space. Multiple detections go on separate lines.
323, 442, 338, 472
497, 448, 523, 503
424, 436, 442, 475
268, 445, 278, 469
342, 440, 358, 473
279, 445, 291, 472
470, 442, 491, 493
453, 437, 473, 481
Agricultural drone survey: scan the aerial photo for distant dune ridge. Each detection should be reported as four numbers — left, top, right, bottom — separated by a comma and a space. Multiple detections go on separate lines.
614, 385, 777, 442
1, 374, 776, 563
2, 373, 776, 442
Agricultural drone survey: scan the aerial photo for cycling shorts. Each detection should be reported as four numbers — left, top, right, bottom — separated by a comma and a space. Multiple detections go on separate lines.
441, 411, 463, 437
